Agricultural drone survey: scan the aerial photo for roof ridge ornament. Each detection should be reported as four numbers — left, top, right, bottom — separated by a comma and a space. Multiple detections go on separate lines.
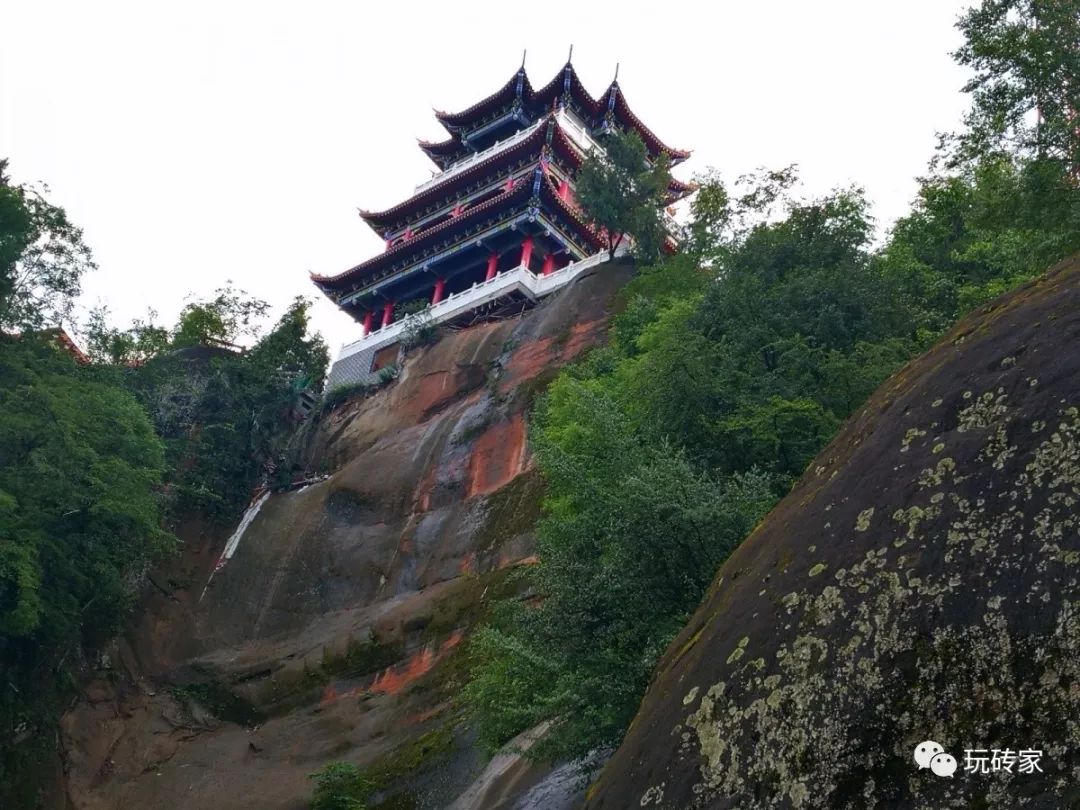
560, 46, 574, 108
516, 51, 527, 99
602, 67, 620, 133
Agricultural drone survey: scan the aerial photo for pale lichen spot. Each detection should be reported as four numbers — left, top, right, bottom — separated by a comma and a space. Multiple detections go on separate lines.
789, 781, 810, 807
639, 784, 665, 806
958, 390, 1010, 432
854, 507, 874, 532
933, 442, 945, 454
726, 637, 750, 665
683, 686, 700, 706
918, 457, 956, 488
901, 427, 926, 452
809, 563, 827, 577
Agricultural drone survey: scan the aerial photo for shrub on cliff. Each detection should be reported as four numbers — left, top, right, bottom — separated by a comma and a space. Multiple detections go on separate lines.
88, 294, 329, 522
308, 762, 374, 810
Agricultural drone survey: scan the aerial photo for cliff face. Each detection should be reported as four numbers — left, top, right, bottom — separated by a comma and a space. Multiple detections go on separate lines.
58, 261, 634, 810
586, 258, 1080, 809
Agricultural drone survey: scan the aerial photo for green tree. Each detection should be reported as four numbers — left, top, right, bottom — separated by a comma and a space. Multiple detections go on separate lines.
465, 398, 775, 757
172, 283, 270, 348
131, 296, 328, 521
83, 305, 170, 365
308, 762, 374, 810
0, 336, 170, 794
0, 160, 95, 332
575, 129, 674, 262
954, 0, 1080, 168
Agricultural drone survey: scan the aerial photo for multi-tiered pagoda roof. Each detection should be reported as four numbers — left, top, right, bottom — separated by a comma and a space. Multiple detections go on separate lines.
314, 60, 690, 387
419, 62, 690, 169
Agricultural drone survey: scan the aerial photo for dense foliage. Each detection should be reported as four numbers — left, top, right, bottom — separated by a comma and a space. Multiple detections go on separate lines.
464, 0, 1080, 761
115, 296, 328, 521
0, 338, 171, 788
575, 129, 674, 263
308, 762, 375, 810
0, 161, 95, 333
953, 0, 1080, 168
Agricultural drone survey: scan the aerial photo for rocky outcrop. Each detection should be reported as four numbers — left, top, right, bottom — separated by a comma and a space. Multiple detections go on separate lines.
586, 257, 1080, 809
59, 261, 634, 810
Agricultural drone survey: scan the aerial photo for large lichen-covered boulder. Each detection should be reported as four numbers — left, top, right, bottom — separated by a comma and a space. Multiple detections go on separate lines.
586, 258, 1080, 809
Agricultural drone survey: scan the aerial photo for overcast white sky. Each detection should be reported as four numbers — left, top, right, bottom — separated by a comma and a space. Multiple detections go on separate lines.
2, 0, 975, 356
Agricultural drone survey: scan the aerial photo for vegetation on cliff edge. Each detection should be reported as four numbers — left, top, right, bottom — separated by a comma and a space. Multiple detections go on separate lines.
464, 0, 1080, 762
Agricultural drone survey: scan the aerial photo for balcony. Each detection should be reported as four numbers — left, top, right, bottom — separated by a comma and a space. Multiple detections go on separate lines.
414, 119, 545, 195
413, 110, 602, 197
336, 248, 618, 362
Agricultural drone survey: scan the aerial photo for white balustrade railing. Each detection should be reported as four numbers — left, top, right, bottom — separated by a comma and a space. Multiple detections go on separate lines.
414, 119, 545, 195
554, 109, 602, 154
336, 248, 617, 362
413, 110, 603, 196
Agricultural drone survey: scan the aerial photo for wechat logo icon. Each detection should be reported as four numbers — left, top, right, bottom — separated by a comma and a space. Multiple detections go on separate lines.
914, 741, 957, 777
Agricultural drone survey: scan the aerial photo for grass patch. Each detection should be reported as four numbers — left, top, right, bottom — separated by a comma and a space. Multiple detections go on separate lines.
171, 681, 266, 727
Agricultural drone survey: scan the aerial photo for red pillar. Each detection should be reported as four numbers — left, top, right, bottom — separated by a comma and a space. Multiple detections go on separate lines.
381, 300, 394, 328
432, 278, 446, 305
361, 310, 374, 336
519, 236, 534, 270
557, 178, 570, 200
485, 254, 498, 281
541, 254, 556, 276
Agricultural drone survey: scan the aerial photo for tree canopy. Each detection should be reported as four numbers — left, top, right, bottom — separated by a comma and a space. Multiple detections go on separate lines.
954, 0, 1080, 168
575, 129, 674, 262
0, 160, 95, 332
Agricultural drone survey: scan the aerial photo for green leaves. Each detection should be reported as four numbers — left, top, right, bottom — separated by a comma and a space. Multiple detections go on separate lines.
0, 160, 95, 332
172, 283, 271, 349
954, 0, 1080, 169
0, 336, 171, 784
0, 338, 169, 643
308, 762, 375, 810
575, 129, 674, 263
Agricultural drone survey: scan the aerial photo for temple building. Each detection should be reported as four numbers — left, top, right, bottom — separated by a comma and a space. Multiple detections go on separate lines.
314, 60, 691, 388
